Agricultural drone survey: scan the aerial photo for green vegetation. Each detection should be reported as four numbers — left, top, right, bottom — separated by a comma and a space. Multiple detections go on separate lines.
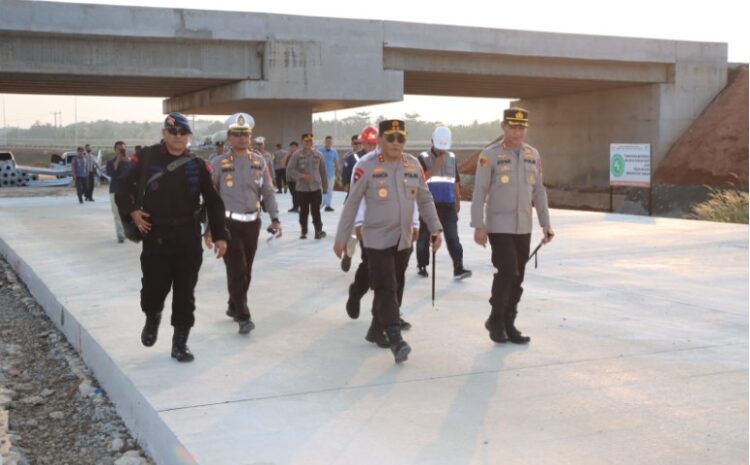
1, 114, 502, 148
692, 187, 749, 224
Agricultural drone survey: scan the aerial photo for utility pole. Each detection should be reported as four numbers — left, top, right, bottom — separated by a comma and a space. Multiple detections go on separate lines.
1, 95, 6, 146
74, 96, 78, 147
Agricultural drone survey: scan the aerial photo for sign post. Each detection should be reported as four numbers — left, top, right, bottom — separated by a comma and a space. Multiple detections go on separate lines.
609, 144, 652, 215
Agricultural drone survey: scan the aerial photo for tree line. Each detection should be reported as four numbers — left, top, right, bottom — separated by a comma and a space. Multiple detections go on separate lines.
1, 113, 503, 148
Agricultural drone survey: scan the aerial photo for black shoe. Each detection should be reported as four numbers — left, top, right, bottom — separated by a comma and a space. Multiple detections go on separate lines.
400, 317, 411, 331
365, 326, 390, 348
225, 307, 239, 321
341, 254, 352, 272
485, 317, 508, 343
345, 285, 360, 319
300, 233, 307, 239
324, 206, 334, 212
314, 230, 327, 239
453, 268, 472, 280
277, 190, 282, 194
385, 326, 411, 364
288, 207, 299, 213
238, 319, 256, 335
141, 313, 161, 347
417, 266, 428, 278
171, 327, 195, 362
505, 311, 531, 344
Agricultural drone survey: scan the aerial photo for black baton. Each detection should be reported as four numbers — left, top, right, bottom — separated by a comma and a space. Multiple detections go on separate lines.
431, 235, 436, 307
526, 239, 545, 269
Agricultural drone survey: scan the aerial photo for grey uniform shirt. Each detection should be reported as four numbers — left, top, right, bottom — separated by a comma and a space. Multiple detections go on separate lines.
470, 141, 550, 234
261, 151, 274, 171
286, 149, 328, 192
210, 150, 279, 220
274, 150, 288, 169
335, 151, 442, 251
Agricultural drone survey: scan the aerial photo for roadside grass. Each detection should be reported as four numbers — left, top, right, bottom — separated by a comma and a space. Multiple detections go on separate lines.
692, 186, 749, 224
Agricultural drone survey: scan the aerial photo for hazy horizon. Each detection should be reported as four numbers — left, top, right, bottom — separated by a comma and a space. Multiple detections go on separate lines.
1, 0, 746, 129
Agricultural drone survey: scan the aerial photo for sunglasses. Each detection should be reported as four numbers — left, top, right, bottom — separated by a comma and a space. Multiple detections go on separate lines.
166, 127, 190, 136
384, 134, 406, 144
228, 131, 251, 138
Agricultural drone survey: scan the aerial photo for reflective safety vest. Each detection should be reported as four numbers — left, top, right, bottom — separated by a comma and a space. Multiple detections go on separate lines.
421, 151, 457, 204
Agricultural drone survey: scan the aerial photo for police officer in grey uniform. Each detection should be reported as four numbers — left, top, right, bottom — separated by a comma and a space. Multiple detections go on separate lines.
207, 113, 282, 334
471, 108, 554, 344
286, 133, 328, 239
334, 119, 443, 364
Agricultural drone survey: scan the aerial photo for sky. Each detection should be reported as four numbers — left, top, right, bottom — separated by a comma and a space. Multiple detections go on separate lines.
1, 0, 747, 128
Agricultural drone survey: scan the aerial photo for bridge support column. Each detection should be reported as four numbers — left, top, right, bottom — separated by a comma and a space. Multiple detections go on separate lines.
516, 58, 726, 188
247, 105, 313, 148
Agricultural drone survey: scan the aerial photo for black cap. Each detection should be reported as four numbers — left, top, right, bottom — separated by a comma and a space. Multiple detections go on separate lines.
503, 108, 529, 128
164, 112, 192, 134
378, 119, 406, 136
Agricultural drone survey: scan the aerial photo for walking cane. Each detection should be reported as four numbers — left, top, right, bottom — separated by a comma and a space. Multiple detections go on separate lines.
526, 239, 545, 269
431, 235, 437, 307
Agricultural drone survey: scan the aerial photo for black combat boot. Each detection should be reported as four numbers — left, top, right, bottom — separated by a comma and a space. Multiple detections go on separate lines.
171, 326, 195, 362
385, 325, 411, 363
485, 310, 508, 343
505, 306, 530, 344
314, 227, 327, 239
345, 284, 360, 319
399, 316, 412, 331
141, 312, 161, 347
365, 325, 390, 348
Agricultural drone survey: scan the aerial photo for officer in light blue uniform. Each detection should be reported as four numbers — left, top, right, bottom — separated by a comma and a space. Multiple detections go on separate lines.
416, 127, 471, 280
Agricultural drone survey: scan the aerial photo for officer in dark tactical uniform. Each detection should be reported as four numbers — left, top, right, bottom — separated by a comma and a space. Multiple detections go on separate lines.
471, 108, 554, 344
334, 119, 443, 364
116, 112, 228, 362
207, 113, 282, 335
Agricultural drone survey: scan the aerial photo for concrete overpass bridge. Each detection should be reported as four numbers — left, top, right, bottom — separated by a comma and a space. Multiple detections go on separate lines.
0, 0, 728, 187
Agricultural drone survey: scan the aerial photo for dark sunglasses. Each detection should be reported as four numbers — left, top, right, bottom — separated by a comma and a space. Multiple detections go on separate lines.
385, 134, 406, 144
166, 127, 190, 136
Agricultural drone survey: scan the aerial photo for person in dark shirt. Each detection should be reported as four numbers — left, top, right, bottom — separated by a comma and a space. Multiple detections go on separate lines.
116, 112, 228, 363
106, 140, 131, 243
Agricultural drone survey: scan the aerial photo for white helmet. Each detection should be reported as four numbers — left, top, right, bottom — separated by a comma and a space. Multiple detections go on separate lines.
226, 112, 255, 132
432, 126, 452, 150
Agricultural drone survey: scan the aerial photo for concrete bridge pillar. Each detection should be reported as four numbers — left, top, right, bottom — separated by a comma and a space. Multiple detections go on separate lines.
244, 105, 313, 148
517, 48, 727, 188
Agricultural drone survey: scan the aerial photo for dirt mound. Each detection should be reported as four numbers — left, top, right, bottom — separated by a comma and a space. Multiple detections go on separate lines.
654, 65, 749, 185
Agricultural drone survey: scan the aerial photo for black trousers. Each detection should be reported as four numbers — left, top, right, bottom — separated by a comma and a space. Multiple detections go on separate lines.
297, 189, 322, 234
275, 169, 286, 191
140, 225, 203, 328
416, 205, 463, 270
352, 242, 410, 330
366, 245, 412, 330
222, 218, 260, 322
75, 177, 88, 202
288, 181, 299, 209
488, 233, 531, 318
86, 172, 95, 200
